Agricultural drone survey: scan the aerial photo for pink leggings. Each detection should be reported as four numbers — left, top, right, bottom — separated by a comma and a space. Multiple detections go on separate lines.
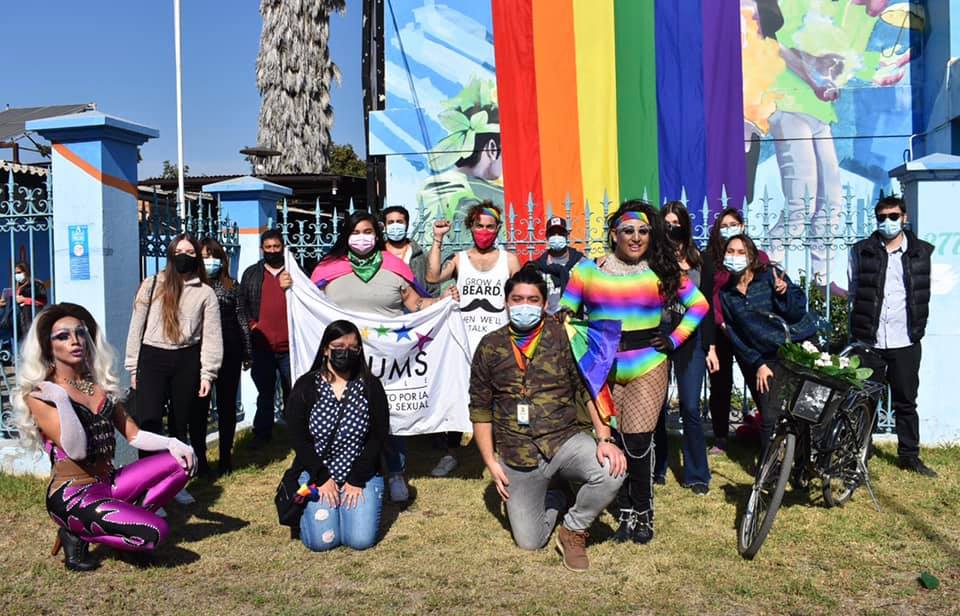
46, 453, 189, 552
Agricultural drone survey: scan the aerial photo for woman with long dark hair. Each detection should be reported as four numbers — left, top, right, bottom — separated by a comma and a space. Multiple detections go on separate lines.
311, 210, 457, 503
653, 201, 711, 494
125, 233, 222, 496
699, 207, 770, 454
560, 200, 708, 544
718, 234, 818, 453
284, 319, 390, 551
200, 238, 252, 475
14, 303, 195, 571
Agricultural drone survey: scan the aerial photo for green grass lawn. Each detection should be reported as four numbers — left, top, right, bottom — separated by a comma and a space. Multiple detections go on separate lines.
1, 432, 957, 615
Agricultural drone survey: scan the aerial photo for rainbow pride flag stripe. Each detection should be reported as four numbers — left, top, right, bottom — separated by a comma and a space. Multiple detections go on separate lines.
491, 0, 745, 236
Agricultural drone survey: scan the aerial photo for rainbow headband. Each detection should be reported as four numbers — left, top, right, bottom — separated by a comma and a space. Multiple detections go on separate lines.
479, 206, 502, 224
613, 211, 649, 228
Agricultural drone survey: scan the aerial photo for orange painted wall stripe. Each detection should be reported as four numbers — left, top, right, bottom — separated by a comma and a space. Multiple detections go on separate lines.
53, 143, 139, 198
532, 0, 584, 236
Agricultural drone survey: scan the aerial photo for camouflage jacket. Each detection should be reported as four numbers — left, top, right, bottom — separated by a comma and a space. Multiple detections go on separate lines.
469, 319, 592, 468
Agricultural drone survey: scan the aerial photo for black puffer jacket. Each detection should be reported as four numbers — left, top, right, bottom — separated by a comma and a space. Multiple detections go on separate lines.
848, 230, 932, 345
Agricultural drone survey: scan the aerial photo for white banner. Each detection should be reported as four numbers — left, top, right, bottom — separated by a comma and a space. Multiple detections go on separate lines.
285, 251, 473, 435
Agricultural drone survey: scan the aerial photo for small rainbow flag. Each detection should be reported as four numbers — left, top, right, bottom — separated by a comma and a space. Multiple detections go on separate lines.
564, 318, 621, 424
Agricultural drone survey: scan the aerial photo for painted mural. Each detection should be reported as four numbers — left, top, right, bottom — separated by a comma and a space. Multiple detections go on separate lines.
369, 0, 925, 268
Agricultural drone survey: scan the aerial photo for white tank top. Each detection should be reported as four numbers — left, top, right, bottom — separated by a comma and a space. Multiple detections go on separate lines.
456, 249, 510, 356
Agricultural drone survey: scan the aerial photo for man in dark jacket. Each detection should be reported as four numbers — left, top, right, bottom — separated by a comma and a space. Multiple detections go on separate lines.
533, 217, 584, 315
848, 196, 936, 477
239, 229, 293, 446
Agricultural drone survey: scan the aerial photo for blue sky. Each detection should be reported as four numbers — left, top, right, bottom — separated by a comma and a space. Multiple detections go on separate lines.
0, 0, 365, 178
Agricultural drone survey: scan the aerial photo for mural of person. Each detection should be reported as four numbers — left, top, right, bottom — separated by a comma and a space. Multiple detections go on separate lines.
416, 78, 504, 241
741, 0, 914, 274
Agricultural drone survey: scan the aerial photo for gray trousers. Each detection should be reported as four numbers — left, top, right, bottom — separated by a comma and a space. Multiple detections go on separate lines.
501, 432, 624, 550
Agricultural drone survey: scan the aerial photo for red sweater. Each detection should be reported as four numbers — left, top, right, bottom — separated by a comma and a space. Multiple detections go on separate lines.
254, 269, 289, 353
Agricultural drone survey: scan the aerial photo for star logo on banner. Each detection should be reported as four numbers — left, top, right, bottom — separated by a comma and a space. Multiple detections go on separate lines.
375, 324, 391, 337
360, 326, 371, 340
394, 324, 413, 341
414, 331, 434, 352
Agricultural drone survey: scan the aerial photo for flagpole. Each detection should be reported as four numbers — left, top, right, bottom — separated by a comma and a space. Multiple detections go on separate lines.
174, 0, 186, 220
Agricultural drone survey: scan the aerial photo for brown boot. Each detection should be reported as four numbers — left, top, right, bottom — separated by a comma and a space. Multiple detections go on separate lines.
555, 525, 589, 572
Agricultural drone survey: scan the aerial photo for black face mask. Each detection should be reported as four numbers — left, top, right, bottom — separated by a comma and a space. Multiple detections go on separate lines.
263, 251, 284, 267
174, 254, 198, 274
329, 348, 362, 373
666, 224, 688, 243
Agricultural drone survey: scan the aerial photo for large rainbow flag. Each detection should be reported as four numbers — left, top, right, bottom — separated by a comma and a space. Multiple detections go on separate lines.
491, 0, 746, 237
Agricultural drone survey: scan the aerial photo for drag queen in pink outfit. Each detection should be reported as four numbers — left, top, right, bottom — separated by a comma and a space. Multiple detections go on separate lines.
13, 303, 195, 571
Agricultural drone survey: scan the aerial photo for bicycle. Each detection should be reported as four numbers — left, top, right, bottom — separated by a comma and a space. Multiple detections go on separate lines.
737, 314, 883, 560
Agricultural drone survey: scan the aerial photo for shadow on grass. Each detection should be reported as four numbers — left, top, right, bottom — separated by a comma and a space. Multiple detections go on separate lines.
229, 426, 293, 472
875, 487, 960, 561
401, 434, 486, 481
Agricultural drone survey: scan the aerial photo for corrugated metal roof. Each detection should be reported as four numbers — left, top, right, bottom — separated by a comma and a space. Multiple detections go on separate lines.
0, 104, 96, 141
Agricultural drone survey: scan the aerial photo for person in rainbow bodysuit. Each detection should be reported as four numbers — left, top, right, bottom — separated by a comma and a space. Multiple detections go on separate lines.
559, 201, 708, 544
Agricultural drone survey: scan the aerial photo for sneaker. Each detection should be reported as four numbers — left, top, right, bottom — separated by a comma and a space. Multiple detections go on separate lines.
898, 458, 938, 478
654, 475, 666, 486
173, 488, 195, 505
689, 484, 710, 496
430, 454, 459, 477
555, 525, 589, 572
155, 507, 167, 519
388, 473, 409, 502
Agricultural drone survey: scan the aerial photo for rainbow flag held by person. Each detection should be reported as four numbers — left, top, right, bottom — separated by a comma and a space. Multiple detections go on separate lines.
564, 318, 621, 424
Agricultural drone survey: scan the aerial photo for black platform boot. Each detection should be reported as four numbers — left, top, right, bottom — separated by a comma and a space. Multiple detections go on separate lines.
58, 527, 97, 572
632, 509, 654, 545
612, 509, 639, 544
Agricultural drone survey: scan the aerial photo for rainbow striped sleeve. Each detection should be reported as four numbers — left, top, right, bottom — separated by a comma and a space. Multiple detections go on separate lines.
559, 259, 594, 314
668, 275, 709, 349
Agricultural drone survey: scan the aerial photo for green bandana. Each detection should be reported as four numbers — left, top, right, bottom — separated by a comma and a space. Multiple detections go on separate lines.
348, 250, 383, 283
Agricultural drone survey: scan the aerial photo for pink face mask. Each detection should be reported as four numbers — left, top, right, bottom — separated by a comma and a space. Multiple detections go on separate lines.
348, 233, 377, 255
472, 228, 497, 250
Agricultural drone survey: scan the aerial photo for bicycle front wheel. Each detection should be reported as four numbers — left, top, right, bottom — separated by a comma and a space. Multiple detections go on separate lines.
823, 400, 873, 507
738, 430, 796, 560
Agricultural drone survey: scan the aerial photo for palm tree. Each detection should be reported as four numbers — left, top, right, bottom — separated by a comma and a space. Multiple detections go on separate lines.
256, 0, 346, 173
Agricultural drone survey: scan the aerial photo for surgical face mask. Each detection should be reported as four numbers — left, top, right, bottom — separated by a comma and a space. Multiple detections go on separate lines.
329, 348, 362, 373
204, 258, 222, 277
348, 233, 377, 255
877, 218, 903, 239
14, 272, 25, 284
385, 222, 408, 242
719, 225, 743, 242
547, 235, 568, 251
174, 254, 198, 274
723, 254, 748, 274
509, 303, 543, 331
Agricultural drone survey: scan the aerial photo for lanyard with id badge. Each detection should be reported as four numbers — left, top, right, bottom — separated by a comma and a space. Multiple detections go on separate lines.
511, 343, 533, 426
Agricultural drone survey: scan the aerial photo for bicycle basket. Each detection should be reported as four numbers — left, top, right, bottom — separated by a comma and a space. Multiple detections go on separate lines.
774, 361, 854, 424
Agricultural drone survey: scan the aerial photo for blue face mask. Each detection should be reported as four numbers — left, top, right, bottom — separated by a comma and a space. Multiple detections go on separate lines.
723, 254, 748, 273
385, 222, 407, 242
509, 304, 543, 331
204, 258, 221, 277
547, 235, 567, 251
719, 225, 743, 242
877, 218, 903, 240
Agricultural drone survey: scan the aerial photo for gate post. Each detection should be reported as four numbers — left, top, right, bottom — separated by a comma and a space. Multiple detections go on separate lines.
28, 112, 157, 368
203, 176, 293, 431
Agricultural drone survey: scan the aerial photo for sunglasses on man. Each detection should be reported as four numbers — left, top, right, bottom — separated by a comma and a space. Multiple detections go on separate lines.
876, 213, 902, 222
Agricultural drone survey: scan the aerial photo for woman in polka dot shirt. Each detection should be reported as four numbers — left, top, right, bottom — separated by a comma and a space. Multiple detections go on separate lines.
284, 320, 390, 551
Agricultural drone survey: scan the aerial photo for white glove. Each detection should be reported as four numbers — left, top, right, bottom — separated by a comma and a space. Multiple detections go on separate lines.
31, 382, 86, 460
129, 430, 196, 472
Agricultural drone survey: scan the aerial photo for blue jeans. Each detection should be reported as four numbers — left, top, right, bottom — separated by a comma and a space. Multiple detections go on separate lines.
384, 435, 406, 474
251, 346, 291, 441
298, 472, 384, 552
654, 332, 711, 487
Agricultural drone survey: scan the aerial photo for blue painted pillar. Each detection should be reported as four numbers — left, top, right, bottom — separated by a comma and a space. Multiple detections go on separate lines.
27, 112, 157, 370
203, 176, 293, 429
889, 154, 960, 445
